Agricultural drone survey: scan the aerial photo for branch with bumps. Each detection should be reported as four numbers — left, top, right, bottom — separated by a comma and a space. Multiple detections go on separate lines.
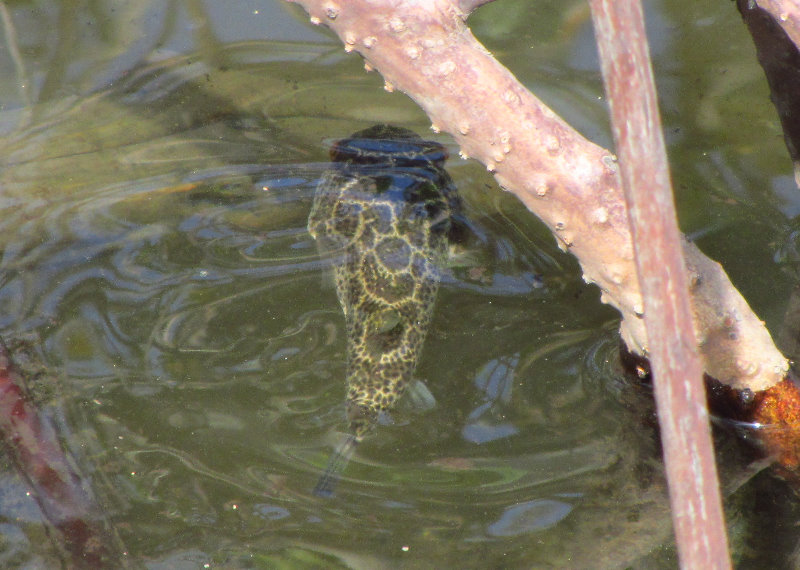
287, 0, 788, 392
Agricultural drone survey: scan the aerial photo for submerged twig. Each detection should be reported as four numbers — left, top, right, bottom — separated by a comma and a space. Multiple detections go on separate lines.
0, 341, 128, 568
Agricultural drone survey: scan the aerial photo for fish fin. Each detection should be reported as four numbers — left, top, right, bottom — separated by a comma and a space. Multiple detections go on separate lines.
377, 411, 395, 426
313, 434, 358, 498
403, 379, 437, 413
445, 243, 484, 270
318, 269, 337, 291
313, 250, 346, 291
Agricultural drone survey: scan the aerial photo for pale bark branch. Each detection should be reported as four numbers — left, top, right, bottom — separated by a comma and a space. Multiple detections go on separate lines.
285, 0, 789, 392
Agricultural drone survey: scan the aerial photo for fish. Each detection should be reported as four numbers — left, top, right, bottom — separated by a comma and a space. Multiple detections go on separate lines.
307, 124, 459, 496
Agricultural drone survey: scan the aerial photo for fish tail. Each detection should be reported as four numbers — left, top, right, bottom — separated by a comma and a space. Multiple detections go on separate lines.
313, 434, 359, 498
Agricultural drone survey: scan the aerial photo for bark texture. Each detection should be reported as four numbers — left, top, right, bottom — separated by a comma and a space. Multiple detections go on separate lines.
286, 0, 788, 391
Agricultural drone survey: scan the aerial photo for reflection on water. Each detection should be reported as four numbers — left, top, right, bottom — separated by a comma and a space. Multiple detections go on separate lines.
462, 353, 520, 444
0, 0, 798, 567
487, 498, 574, 537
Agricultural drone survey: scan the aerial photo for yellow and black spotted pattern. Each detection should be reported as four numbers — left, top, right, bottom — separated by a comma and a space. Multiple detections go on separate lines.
308, 124, 459, 442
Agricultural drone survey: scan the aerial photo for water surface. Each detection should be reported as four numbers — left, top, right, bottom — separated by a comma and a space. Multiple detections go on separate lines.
0, 0, 798, 567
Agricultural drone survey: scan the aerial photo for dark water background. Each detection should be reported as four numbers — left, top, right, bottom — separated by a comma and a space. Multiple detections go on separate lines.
1, 0, 799, 567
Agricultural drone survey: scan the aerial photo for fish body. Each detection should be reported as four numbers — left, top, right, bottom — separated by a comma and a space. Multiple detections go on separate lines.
308, 125, 458, 495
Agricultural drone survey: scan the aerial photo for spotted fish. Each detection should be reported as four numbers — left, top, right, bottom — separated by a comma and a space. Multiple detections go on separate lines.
308, 125, 459, 496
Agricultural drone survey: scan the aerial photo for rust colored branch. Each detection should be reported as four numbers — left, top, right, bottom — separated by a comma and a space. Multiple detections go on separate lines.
285, 0, 788, 392
751, 376, 800, 477
0, 343, 127, 568
589, 1, 730, 567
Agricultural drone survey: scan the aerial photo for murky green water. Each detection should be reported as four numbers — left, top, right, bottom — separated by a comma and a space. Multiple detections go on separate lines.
1, 0, 799, 567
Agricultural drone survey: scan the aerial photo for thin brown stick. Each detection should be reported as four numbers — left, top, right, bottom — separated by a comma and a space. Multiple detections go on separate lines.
284, 0, 788, 393
589, 1, 731, 567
